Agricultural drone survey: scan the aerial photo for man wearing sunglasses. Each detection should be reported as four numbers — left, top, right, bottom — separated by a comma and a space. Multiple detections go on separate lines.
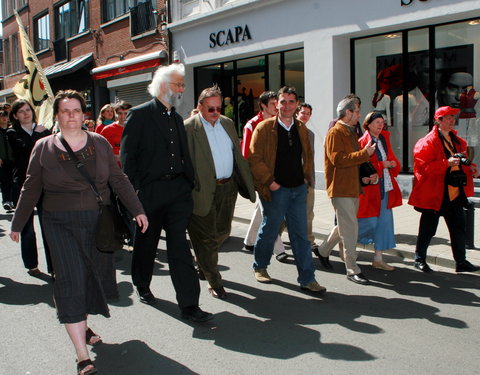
184, 85, 256, 300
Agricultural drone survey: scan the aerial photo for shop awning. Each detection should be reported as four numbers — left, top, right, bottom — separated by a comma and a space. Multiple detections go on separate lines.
44, 53, 94, 79
91, 50, 167, 80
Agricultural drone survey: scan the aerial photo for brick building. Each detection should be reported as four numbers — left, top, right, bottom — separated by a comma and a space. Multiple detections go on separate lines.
0, 0, 169, 118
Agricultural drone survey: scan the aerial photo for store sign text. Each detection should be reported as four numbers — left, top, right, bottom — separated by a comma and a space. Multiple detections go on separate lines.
209, 25, 252, 48
401, 0, 429, 6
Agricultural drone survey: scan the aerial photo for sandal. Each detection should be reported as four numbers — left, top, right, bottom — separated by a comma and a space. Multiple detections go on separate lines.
86, 328, 102, 346
76, 359, 97, 375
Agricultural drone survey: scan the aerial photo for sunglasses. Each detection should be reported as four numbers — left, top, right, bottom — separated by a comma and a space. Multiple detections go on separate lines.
207, 107, 222, 113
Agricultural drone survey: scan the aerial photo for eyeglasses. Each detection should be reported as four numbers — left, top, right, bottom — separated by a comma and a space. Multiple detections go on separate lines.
207, 107, 222, 113
169, 82, 186, 89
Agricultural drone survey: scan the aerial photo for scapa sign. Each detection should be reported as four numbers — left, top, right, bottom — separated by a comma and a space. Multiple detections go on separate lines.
401, 0, 429, 5
209, 25, 252, 48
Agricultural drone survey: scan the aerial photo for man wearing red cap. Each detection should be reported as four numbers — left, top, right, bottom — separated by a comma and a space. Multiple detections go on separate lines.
409, 106, 479, 273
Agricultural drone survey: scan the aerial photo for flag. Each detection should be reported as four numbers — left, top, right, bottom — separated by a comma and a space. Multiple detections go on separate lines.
13, 11, 54, 129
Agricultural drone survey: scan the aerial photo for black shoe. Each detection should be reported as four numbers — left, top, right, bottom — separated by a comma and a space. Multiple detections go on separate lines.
208, 286, 227, 299
312, 245, 320, 257
455, 260, 478, 273
137, 286, 157, 305
318, 255, 333, 270
275, 252, 289, 263
181, 306, 214, 322
414, 261, 432, 273
244, 244, 254, 252
347, 273, 370, 285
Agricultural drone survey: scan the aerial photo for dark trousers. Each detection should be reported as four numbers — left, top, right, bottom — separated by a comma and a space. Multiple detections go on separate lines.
131, 177, 200, 309
415, 197, 466, 264
188, 180, 237, 289
21, 206, 53, 273
0, 160, 14, 204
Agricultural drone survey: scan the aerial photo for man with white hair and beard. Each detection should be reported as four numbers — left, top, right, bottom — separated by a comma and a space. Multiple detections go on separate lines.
120, 63, 213, 322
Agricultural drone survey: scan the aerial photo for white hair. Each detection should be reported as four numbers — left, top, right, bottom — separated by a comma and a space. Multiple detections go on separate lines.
148, 63, 185, 98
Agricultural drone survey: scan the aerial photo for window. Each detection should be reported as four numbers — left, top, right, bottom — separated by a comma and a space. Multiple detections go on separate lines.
34, 13, 50, 51
55, 0, 89, 40
194, 48, 304, 137
102, 0, 154, 23
3, 39, 11, 75
130, 1, 156, 36
353, 18, 480, 169
2, 0, 28, 19
11, 33, 21, 73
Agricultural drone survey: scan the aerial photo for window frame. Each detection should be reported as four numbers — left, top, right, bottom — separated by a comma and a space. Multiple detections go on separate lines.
54, 0, 90, 41
101, 0, 155, 23
34, 11, 51, 52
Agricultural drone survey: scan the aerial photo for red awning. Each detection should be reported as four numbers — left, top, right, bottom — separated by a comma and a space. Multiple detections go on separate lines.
91, 50, 167, 80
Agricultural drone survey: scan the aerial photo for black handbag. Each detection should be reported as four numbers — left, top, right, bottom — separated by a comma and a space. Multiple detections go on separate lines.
58, 134, 128, 253
359, 161, 377, 186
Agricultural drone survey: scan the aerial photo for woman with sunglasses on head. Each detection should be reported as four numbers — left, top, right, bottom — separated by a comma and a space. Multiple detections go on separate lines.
357, 111, 402, 271
95, 104, 115, 134
7, 99, 53, 277
9, 90, 148, 375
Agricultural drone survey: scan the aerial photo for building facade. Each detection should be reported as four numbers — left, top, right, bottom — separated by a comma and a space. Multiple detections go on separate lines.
1, 0, 169, 118
169, 0, 480, 193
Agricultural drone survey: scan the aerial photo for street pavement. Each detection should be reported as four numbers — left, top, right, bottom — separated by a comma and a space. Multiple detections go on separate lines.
0, 192, 479, 375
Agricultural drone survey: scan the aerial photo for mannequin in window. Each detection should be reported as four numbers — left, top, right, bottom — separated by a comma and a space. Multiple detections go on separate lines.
459, 84, 480, 160
372, 90, 391, 127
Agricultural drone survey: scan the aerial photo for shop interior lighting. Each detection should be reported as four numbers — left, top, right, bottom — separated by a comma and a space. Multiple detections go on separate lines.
385, 34, 400, 39
467, 20, 480, 25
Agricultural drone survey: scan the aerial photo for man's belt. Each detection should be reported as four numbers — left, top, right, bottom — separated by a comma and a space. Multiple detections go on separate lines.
216, 177, 231, 185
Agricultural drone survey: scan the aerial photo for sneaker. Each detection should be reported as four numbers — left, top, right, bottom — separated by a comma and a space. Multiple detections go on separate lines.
300, 280, 327, 294
3, 202, 13, 211
254, 268, 272, 283
275, 252, 289, 263
455, 260, 478, 273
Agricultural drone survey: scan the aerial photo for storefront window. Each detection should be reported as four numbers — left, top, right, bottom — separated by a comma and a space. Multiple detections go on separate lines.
436, 20, 480, 164
284, 49, 305, 101
354, 33, 403, 162
194, 48, 304, 138
354, 19, 480, 170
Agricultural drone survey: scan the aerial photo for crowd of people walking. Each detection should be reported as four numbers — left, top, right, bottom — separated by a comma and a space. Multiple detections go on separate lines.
1, 62, 479, 375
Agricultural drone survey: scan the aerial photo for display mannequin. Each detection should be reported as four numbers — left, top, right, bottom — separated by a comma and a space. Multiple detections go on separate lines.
459, 86, 480, 160
372, 91, 391, 127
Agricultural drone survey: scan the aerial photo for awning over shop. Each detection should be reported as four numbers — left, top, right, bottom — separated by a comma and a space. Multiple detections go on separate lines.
91, 50, 167, 80
44, 53, 94, 79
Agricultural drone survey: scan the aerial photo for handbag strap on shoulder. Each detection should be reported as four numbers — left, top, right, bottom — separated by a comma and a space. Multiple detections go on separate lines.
57, 133, 103, 205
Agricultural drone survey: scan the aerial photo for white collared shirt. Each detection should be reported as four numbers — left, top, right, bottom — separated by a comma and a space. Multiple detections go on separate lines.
199, 114, 234, 179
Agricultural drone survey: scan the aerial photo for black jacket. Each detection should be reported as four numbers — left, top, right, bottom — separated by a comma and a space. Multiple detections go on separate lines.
120, 98, 194, 191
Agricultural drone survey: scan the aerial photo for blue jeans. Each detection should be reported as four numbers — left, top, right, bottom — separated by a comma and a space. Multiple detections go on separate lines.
254, 184, 315, 285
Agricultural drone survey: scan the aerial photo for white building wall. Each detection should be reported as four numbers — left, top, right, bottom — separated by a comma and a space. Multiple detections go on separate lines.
170, 0, 480, 185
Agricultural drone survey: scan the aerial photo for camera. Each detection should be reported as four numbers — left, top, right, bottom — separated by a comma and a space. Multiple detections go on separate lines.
452, 153, 471, 166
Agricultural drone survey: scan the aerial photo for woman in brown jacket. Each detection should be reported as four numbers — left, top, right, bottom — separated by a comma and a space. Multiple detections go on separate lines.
10, 90, 148, 375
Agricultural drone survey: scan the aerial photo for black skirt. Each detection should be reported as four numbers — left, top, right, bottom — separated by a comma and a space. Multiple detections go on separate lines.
42, 209, 117, 323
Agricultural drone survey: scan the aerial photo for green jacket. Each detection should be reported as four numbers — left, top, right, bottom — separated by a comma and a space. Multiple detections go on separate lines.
184, 114, 255, 216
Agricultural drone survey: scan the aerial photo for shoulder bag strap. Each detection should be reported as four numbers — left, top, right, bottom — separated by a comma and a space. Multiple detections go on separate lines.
57, 133, 103, 205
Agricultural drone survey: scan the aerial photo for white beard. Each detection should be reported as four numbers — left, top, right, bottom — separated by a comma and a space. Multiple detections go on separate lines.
164, 87, 183, 108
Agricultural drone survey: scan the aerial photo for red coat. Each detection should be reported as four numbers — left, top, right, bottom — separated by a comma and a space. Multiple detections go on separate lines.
357, 130, 402, 218
408, 125, 475, 211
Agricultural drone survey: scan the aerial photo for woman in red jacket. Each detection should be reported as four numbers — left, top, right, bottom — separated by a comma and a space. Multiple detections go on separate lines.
358, 112, 402, 271
408, 106, 479, 273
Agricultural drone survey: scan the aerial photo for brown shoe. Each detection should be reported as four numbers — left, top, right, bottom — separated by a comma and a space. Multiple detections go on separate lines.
208, 286, 227, 299
254, 268, 272, 283
372, 261, 395, 271
300, 280, 327, 294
